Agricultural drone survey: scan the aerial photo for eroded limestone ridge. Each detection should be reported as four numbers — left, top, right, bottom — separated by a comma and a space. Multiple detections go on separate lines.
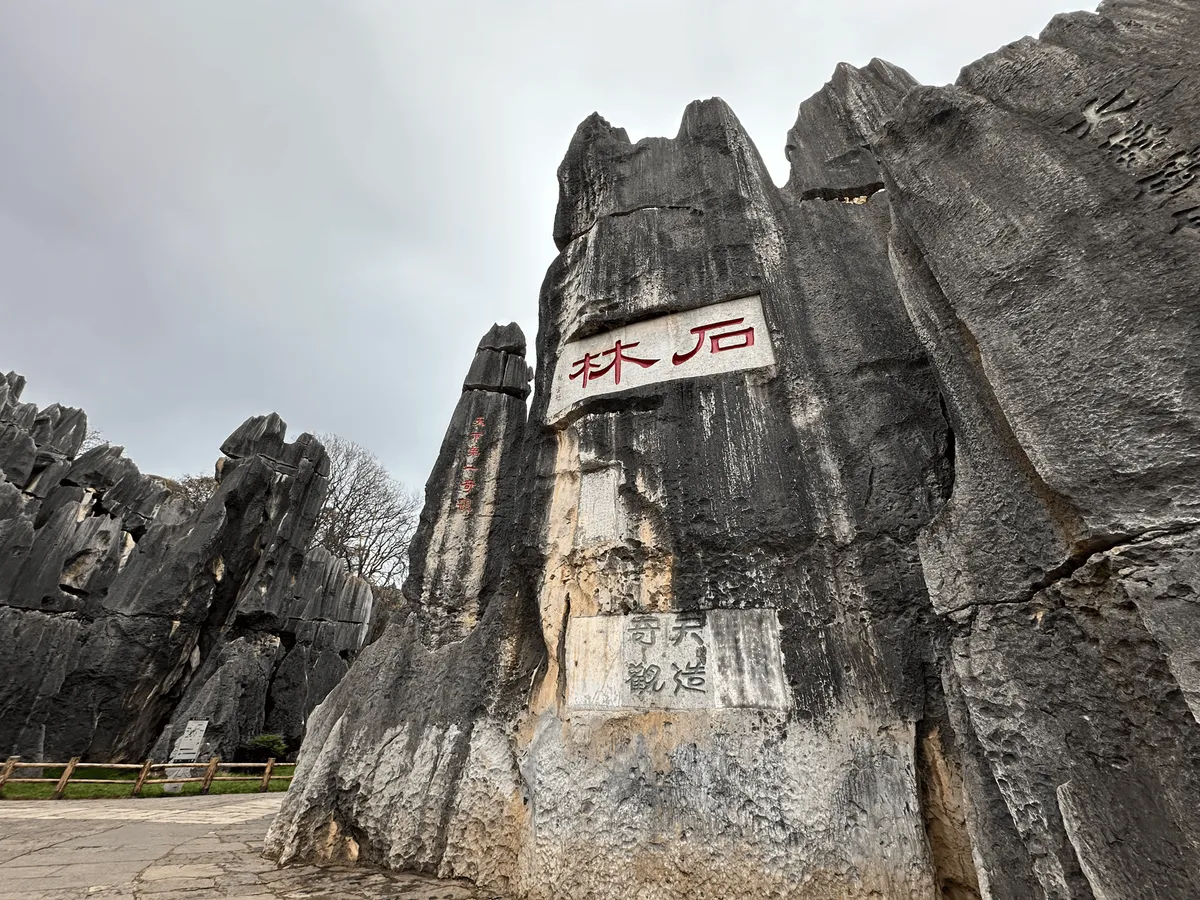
268, 2, 1200, 898
0, 376, 373, 763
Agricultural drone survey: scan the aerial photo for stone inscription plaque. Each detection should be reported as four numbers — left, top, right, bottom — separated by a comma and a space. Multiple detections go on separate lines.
565, 609, 789, 711
164, 718, 208, 795
170, 719, 209, 762
548, 295, 776, 422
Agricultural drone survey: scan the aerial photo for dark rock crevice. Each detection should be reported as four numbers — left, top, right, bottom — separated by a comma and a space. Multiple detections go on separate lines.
798, 182, 886, 202
914, 716, 984, 900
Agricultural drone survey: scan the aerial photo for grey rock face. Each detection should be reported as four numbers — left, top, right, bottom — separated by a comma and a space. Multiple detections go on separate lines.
871, 2, 1200, 895
260, 2, 1200, 898
269, 81, 948, 900
264, 327, 535, 889
0, 374, 373, 762
785, 58, 918, 198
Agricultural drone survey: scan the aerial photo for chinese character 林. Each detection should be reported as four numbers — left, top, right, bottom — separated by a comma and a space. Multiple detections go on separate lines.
672, 317, 755, 366
569, 340, 659, 389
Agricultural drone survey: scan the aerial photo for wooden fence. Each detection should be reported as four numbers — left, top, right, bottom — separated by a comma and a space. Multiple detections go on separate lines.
0, 756, 291, 798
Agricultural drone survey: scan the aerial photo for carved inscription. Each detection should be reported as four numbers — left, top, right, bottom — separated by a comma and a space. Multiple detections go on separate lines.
624, 613, 709, 700
456, 416, 486, 515
548, 295, 776, 422
564, 609, 790, 711
1065, 90, 1200, 232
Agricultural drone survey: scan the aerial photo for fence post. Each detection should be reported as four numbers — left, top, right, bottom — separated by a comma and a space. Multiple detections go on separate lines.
259, 758, 275, 793
199, 757, 220, 795
132, 760, 153, 798
53, 757, 79, 799
0, 756, 18, 794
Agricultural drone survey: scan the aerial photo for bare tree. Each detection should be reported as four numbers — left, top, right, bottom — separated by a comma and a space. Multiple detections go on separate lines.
176, 473, 219, 508
313, 434, 421, 588
79, 427, 108, 453
173, 435, 419, 589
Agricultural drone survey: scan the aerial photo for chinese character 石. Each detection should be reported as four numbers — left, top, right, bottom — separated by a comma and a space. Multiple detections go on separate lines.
669, 614, 705, 646
569, 340, 659, 389
626, 662, 665, 695
627, 615, 661, 646
672, 317, 755, 366
672, 650, 707, 694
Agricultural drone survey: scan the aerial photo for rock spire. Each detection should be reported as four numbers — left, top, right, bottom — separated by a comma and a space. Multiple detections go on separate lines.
258, 2, 1200, 897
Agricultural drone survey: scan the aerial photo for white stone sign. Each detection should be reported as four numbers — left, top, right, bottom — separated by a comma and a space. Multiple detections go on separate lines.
164, 718, 208, 794
565, 609, 789, 711
548, 295, 776, 422
171, 719, 209, 762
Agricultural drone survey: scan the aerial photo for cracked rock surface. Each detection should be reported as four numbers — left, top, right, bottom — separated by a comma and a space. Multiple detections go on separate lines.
0, 375, 373, 763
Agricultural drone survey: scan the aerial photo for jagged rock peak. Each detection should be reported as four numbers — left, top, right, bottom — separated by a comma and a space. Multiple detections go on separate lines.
0, 371, 27, 406
0, 370, 88, 461
785, 57, 917, 199
220, 412, 288, 460
218, 413, 328, 477
464, 323, 532, 399
476, 322, 527, 357
553, 98, 761, 251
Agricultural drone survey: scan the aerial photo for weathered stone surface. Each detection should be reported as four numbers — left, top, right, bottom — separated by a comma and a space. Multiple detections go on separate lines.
264, 326, 534, 889
866, 3, 1200, 896
464, 323, 533, 400
269, 98, 949, 900
784, 58, 917, 198
0, 373, 373, 763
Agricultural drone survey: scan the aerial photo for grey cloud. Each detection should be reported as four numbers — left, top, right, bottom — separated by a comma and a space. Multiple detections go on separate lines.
0, 0, 1090, 488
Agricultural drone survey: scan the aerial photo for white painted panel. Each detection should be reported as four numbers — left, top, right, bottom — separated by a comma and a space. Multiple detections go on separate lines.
564, 610, 789, 711
709, 609, 791, 710
565, 615, 626, 709
575, 465, 623, 547
548, 295, 776, 423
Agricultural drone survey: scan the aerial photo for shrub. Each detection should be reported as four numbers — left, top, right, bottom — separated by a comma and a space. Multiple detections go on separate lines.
241, 733, 288, 762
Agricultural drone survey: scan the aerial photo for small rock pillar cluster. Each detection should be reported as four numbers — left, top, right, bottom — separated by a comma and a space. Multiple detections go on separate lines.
0, 378, 373, 763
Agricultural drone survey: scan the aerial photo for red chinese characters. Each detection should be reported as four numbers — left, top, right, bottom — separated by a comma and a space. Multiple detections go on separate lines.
569, 340, 659, 388
567, 316, 758, 392
671, 317, 755, 366
456, 417, 486, 515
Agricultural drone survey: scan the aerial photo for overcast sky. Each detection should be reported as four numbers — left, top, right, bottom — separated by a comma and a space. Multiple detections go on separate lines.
0, 1, 1090, 488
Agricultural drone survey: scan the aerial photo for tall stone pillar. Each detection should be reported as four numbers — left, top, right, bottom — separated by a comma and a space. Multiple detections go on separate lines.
265, 326, 535, 887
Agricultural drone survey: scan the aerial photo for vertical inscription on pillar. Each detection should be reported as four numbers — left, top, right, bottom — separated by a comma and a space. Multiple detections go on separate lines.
456, 416, 486, 515
565, 609, 790, 711
548, 295, 776, 423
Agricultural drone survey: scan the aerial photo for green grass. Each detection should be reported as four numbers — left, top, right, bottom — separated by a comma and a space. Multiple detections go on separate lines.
0, 764, 295, 800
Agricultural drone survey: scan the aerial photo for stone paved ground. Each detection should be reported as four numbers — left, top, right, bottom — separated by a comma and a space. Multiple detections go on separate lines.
0, 795, 498, 899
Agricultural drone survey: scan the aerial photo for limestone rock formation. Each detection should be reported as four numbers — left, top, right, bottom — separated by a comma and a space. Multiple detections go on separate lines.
267, 2, 1200, 898
263, 325, 535, 886
0, 378, 373, 762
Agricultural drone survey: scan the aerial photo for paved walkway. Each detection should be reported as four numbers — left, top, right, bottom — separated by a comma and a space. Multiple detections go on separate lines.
0, 795, 496, 899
